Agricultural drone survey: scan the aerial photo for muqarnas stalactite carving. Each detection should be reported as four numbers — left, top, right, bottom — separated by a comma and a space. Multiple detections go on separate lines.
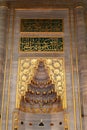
20, 61, 63, 113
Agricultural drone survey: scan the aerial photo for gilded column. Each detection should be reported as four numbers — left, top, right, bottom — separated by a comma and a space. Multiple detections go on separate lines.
0, 2, 8, 113
75, 5, 87, 130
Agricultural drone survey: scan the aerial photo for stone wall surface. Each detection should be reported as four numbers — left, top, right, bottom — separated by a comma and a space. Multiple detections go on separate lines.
0, 0, 87, 9
75, 5, 87, 130
18, 112, 64, 130
0, 5, 8, 113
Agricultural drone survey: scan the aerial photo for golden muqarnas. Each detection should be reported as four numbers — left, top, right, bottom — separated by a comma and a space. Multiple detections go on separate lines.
16, 58, 66, 109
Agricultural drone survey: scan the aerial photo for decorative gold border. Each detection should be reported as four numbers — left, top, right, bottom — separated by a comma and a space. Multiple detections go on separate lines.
64, 113, 70, 130
15, 8, 69, 11
20, 32, 64, 35
63, 58, 67, 109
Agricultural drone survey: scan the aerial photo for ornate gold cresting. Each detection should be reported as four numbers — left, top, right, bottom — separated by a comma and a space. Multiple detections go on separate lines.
16, 58, 66, 109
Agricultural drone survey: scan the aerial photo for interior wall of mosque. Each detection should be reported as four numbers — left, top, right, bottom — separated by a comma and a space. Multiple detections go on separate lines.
1, 3, 87, 130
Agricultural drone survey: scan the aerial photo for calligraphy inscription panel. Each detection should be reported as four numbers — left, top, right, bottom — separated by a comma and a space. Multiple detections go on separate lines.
21, 19, 63, 32
20, 37, 63, 52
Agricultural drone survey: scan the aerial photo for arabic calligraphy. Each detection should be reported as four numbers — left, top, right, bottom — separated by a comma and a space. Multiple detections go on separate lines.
20, 37, 63, 52
21, 19, 63, 32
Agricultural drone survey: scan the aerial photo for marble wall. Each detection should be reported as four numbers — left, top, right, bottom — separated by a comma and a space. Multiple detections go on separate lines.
0, 5, 8, 113
17, 111, 64, 130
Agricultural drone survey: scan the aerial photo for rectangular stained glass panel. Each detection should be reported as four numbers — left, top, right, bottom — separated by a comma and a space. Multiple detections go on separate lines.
21, 19, 63, 32
20, 37, 63, 52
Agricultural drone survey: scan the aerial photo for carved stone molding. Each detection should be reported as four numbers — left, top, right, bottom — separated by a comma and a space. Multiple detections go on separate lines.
2, 0, 87, 9
0, 1, 8, 8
